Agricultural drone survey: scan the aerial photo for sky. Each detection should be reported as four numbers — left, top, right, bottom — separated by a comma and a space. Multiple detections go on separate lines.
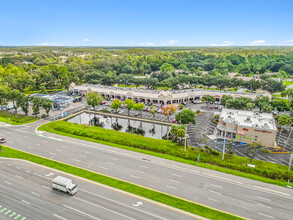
0, 0, 293, 47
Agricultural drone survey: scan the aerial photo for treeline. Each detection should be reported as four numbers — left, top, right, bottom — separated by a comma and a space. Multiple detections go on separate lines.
0, 47, 292, 93
0, 87, 53, 117
217, 95, 292, 112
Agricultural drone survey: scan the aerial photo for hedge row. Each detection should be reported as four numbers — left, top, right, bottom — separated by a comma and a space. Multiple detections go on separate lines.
40, 121, 293, 181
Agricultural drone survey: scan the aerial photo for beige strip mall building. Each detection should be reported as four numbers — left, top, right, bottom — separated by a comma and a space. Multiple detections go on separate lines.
215, 109, 277, 148
69, 83, 271, 105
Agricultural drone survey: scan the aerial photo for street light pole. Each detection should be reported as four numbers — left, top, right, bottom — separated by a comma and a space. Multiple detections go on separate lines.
52, 102, 56, 124
222, 128, 227, 160
288, 151, 293, 172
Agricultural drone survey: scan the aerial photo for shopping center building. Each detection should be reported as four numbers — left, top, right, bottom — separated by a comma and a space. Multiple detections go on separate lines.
69, 83, 271, 105
215, 109, 277, 148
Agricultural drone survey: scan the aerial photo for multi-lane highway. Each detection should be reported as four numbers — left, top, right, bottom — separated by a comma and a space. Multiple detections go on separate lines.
0, 158, 200, 220
1, 121, 293, 219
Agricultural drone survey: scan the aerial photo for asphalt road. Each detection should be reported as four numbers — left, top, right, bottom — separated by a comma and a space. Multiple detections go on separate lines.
1, 121, 293, 219
0, 158, 199, 220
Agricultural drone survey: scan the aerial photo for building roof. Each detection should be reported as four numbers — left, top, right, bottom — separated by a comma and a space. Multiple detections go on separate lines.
220, 109, 277, 131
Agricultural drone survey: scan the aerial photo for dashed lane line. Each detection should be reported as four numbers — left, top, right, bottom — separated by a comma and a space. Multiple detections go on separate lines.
63, 205, 101, 220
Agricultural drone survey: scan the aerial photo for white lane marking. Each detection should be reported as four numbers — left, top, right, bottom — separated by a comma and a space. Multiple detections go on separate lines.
166, 185, 177, 190
28, 147, 34, 149
169, 179, 180, 184
130, 175, 140, 179
16, 175, 23, 179
7, 164, 11, 166
23, 136, 29, 139
110, 157, 118, 161
139, 164, 147, 168
257, 196, 271, 201
99, 166, 108, 170
209, 190, 222, 195
35, 143, 41, 146
79, 155, 86, 158
53, 214, 67, 220
135, 170, 144, 174
73, 159, 80, 162
79, 189, 167, 220
33, 172, 51, 180
16, 167, 21, 169
257, 203, 272, 209
211, 184, 223, 189
105, 162, 114, 165
208, 197, 221, 203
61, 145, 69, 148
42, 140, 48, 143
75, 197, 135, 220
49, 152, 56, 155
63, 205, 101, 220
31, 192, 40, 196
42, 185, 51, 189
85, 151, 92, 154
9, 141, 14, 144
21, 200, 30, 205
4, 181, 12, 185
172, 174, 182, 178
25, 170, 31, 173
258, 213, 274, 218
253, 185, 291, 197
56, 149, 63, 152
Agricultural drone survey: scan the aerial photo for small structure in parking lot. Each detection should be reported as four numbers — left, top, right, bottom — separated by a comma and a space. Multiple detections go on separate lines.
215, 109, 277, 148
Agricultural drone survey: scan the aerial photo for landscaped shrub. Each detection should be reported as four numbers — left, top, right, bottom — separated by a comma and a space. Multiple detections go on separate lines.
40, 121, 293, 181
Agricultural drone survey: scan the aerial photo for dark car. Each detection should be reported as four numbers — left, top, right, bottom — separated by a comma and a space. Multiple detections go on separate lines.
0, 137, 6, 143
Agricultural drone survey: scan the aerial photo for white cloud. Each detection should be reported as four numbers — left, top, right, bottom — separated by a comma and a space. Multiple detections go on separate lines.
210, 41, 234, 46
250, 40, 266, 45
37, 42, 62, 46
284, 39, 293, 43
161, 39, 179, 46
138, 42, 155, 46
84, 38, 90, 42
168, 40, 179, 45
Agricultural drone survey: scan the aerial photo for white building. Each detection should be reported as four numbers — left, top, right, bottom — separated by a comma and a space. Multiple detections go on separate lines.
215, 109, 277, 147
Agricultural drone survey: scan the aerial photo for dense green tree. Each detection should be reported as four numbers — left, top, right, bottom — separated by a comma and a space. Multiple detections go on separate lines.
175, 109, 196, 124
86, 92, 103, 110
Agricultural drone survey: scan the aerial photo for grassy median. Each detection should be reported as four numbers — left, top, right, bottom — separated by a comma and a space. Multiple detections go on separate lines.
0, 111, 38, 125
0, 145, 244, 220
39, 121, 293, 188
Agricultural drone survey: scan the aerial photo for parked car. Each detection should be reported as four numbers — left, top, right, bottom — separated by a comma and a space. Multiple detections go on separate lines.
172, 119, 176, 123
134, 113, 140, 116
101, 101, 106, 105
0, 137, 6, 143
32, 111, 40, 115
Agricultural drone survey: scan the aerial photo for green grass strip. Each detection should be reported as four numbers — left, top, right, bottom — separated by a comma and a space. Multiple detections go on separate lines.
0, 111, 38, 125
0, 146, 244, 220
38, 121, 293, 188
